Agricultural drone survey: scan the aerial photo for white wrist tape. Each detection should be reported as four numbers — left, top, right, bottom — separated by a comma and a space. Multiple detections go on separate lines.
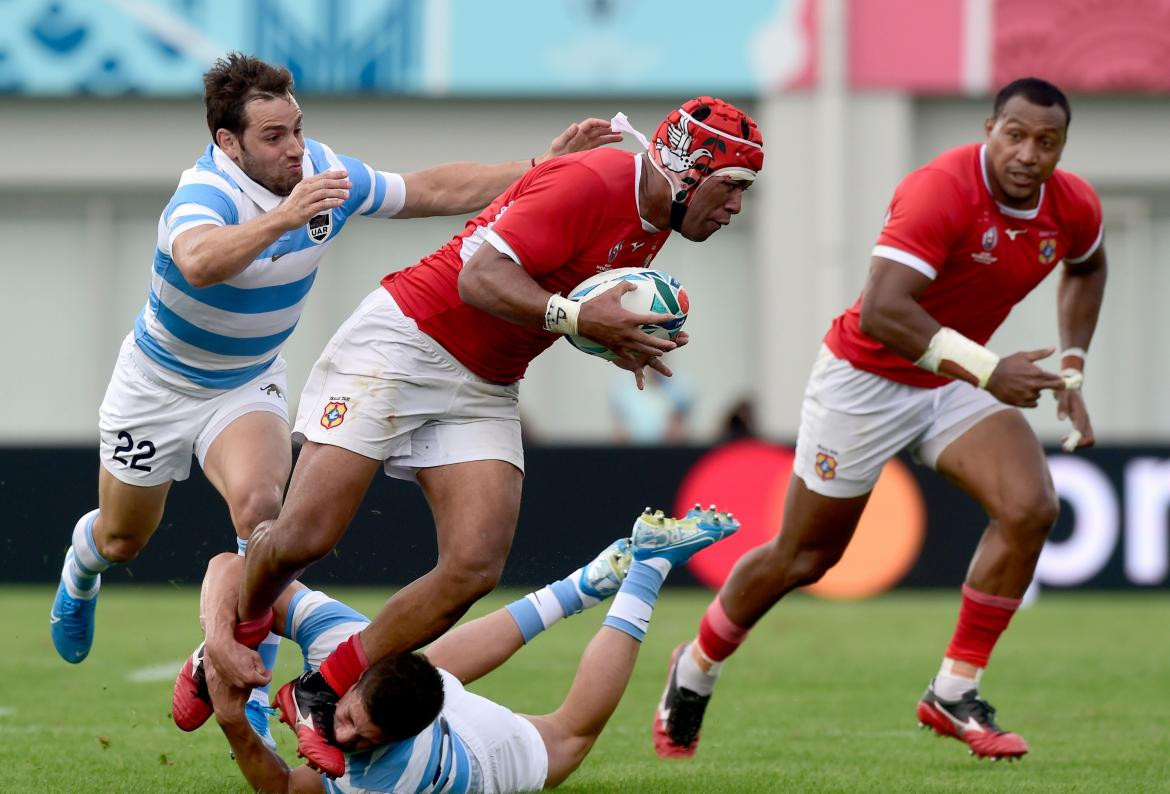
1060, 347, 1088, 361
543, 294, 580, 336
915, 328, 1000, 388
1061, 368, 1083, 391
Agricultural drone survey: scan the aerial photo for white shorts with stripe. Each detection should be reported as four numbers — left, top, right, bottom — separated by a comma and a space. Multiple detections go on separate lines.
98, 334, 288, 487
293, 288, 523, 483
793, 345, 1010, 498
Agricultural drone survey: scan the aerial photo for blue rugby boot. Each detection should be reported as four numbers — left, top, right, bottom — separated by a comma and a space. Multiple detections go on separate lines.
578, 538, 633, 600
50, 548, 99, 663
632, 505, 740, 566
245, 697, 279, 752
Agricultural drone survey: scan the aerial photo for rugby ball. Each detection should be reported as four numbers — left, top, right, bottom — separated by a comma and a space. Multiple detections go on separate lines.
564, 267, 689, 361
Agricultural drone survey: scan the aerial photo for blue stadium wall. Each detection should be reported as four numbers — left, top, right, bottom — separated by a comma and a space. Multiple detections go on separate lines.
2, 443, 1166, 591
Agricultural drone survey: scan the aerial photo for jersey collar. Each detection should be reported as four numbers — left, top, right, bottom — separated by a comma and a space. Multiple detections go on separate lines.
211, 145, 288, 213
980, 144, 1043, 220
634, 154, 663, 234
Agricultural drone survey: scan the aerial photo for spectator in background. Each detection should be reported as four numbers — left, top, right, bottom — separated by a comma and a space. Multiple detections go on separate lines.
719, 397, 758, 441
610, 368, 694, 444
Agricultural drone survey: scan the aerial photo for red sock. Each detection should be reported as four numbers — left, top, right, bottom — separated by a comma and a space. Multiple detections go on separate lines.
696, 597, 751, 663
320, 633, 370, 695
945, 584, 1021, 668
234, 609, 274, 648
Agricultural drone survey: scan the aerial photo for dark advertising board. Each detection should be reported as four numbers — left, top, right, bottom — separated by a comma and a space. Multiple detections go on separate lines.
3, 441, 1167, 593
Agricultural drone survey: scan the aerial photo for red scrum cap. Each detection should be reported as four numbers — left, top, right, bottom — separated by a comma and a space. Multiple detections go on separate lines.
611, 98, 764, 231
650, 97, 765, 207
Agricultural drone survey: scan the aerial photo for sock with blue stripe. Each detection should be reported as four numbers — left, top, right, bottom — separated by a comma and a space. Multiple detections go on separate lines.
505, 564, 608, 644
238, 536, 280, 702
64, 509, 110, 600
603, 558, 672, 642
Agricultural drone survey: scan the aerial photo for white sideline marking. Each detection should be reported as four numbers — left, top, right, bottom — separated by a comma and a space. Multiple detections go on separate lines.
127, 660, 185, 683
0, 707, 12, 717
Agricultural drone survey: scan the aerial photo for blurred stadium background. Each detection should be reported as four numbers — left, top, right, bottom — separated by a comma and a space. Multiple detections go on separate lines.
3, 1, 1170, 790
3, 0, 1170, 593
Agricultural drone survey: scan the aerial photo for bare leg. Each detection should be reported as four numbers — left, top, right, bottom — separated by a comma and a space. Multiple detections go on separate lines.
934, 409, 1058, 679
93, 466, 172, 561
355, 459, 522, 660
715, 474, 870, 629
526, 627, 639, 788
202, 411, 292, 542
424, 611, 524, 684
936, 409, 1058, 599
238, 441, 380, 622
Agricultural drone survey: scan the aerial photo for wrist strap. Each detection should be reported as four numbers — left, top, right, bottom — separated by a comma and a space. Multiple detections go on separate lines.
544, 294, 579, 336
915, 328, 1000, 388
1060, 347, 1087, 361
1061, 368, 1084, 391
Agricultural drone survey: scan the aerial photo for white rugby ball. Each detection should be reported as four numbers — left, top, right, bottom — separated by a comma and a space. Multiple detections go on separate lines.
564, 267, 689, 361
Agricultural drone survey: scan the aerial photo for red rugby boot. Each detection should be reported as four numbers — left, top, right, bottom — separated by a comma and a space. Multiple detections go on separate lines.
276, 671, 346, 778
172, 642, 213, 731
917, 682, 1029, 760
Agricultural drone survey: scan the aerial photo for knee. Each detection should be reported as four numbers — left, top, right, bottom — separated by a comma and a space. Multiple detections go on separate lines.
434, 553, 506, 604
94, 516, 154, 563
765, 540, 840, 591
98, 535, 145, 563
230, 487, 283, 539
995, 490, 1060, 539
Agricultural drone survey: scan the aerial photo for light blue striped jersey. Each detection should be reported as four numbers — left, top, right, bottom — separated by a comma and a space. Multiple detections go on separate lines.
134, 139, 406, 393
286, 590, 480, 793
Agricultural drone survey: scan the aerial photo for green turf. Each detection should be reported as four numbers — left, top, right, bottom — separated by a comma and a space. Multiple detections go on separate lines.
7, 585, 1169, 792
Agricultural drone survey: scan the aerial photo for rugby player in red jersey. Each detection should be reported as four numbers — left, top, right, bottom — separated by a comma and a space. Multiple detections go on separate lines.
176, 97, 765, 773
653, 78, 1106, 762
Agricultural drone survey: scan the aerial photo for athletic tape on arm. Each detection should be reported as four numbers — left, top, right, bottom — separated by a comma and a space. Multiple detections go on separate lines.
915, 328, 1000, 388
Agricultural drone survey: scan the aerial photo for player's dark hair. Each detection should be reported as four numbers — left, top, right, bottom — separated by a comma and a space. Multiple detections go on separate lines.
203, 52, 295, 140
358, 653, 445, 742
993, 77, 1071, 127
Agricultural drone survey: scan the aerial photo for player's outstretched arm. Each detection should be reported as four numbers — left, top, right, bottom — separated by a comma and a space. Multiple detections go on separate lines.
1054, 244, 1107, 449
171, 171, 351, 287
394, 118, 622, 219
208, 662, 325, 793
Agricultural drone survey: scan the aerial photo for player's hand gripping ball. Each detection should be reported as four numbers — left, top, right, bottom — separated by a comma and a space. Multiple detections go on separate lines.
565, 267, 688, 361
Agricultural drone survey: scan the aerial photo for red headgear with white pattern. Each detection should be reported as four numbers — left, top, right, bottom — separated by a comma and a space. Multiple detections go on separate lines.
650, 97, 764, 214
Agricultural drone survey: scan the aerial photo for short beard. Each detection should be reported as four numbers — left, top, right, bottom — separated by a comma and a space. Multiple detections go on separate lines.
238, 144, 298, 197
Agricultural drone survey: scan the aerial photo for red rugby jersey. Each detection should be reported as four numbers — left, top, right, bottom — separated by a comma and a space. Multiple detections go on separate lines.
382, 148, 671, 383
824, 143, 1103, 388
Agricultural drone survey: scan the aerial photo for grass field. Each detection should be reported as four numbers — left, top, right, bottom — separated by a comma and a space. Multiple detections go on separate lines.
7, 585, 1170, 792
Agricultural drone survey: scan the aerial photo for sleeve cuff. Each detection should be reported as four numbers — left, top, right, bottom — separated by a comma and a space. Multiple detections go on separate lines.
485, 229, 524, 266
1065, 222, 1104, 264
872, 244, 938, 280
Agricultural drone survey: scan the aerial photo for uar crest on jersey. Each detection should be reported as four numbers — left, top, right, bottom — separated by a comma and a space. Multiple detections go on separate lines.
308, 210, 332, 243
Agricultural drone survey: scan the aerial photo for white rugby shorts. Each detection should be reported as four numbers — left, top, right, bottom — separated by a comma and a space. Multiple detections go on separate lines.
98, 335, 289, 487
443, 675, 549, 794
793, 345, 1010, 498
294, 288, 523, 482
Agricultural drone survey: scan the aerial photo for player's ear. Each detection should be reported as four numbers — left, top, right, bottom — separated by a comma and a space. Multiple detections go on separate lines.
983, 116, 996, 138
215, 128, 240, 157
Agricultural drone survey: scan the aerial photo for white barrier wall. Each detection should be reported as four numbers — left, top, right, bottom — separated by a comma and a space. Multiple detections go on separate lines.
2, 93, 1169, 444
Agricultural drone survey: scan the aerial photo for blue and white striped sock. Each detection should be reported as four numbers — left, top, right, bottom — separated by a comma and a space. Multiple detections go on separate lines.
237, 536, 249, 556
603, 558, 672, 642
505, 565, 601, 644
64, 509, 109, 599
